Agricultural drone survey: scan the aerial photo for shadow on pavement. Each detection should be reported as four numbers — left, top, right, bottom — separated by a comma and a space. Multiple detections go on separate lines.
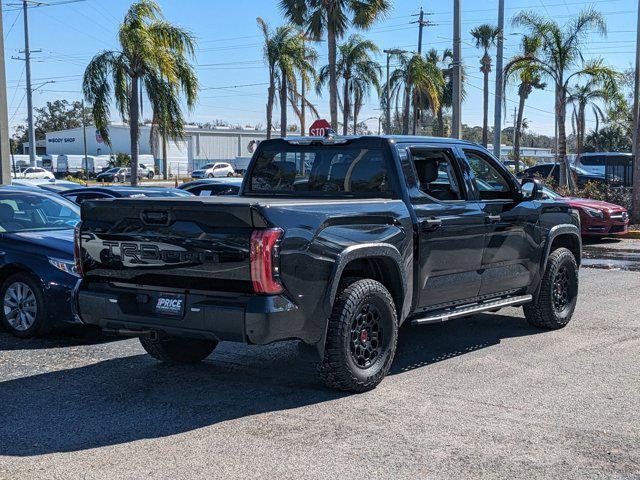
0, 326, 116, 352
0, 312, 541, 457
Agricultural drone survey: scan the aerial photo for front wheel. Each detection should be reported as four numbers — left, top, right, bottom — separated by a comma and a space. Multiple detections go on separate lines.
140, 335, 218, 364
318, 279, 398, 392
524, 247, 578, 329
0, 273, 50, 338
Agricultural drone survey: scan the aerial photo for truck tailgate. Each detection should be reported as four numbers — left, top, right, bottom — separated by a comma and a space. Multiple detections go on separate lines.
79, 197, 268, 293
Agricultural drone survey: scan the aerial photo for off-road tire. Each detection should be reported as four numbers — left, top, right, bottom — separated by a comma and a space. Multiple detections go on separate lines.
140, 335, 218, 364
318, 279, 398, 392
524, 247, 578, 329
0, 272, 51, 338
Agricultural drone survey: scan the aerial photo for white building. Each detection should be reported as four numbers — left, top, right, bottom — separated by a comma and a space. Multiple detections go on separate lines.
488, 144, 554, 162
43, 124, 274, 175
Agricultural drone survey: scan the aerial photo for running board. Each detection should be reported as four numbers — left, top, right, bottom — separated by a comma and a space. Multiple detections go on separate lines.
411, 295, 533, 325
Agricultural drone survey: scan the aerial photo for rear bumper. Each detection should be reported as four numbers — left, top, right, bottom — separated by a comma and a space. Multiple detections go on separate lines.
77, 283, 305, 345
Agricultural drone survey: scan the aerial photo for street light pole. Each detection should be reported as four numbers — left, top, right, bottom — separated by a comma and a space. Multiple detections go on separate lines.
632, 0, 640, 221
383, 48, 408, 134
0, 3, 12, 184
493, 0, 505, 158
451, 0, 462, 139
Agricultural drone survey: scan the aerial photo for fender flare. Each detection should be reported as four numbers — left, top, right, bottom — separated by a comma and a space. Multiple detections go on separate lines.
324, 243, 406, 309
316, 243, 408, 357
541, 224, 582, 272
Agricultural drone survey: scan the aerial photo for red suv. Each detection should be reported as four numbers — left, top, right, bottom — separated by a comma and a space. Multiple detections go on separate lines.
541, 187, 629, 236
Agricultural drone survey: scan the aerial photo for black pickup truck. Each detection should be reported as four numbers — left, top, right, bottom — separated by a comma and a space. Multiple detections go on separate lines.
75, 135, 581, 392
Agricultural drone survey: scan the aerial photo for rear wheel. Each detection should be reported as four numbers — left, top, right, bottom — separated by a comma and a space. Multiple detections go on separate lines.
1, 273, 50, 338
524, 247, 578, 329
207, 173, 214, 178
318, 279, 398, 392
140, 335, 218, 364
227, 172, 234, 177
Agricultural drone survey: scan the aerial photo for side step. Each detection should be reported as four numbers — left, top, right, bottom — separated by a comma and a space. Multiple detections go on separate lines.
411, 295, 532, 325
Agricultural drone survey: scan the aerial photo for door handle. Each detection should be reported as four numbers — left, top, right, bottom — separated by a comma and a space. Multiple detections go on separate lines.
421, 218, 442, 231
486, 214, 501, 223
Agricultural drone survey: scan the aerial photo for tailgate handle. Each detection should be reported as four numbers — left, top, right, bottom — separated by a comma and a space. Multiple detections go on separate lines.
140, 210, 171, 226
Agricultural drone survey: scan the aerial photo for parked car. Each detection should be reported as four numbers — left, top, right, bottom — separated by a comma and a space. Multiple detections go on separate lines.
15, 166, 55, 180
138, 163, 155, 179
518, 163, 605, 187
0, 187, 81, 337
76, 135, 582, 392
61, 186, 192, 205
178, 178, 243, 196
96, 167, 129, 183
539, 186, 629, 237
191, 162, 235, 179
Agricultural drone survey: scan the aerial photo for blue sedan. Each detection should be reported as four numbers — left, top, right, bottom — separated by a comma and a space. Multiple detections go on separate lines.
0, 187, 81, 337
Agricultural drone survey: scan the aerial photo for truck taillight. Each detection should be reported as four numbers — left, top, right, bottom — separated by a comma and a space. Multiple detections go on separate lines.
73, 223, 84, 277
250, 228, 283, 294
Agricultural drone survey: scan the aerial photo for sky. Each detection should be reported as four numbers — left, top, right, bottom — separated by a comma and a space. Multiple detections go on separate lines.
1, 0, 638, 138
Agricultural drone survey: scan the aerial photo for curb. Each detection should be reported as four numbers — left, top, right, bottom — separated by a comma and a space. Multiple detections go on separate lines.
622, 230, 640, 239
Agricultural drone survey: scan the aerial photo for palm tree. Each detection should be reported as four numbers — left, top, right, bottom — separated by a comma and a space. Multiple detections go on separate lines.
470, 24, 500, 148
317, 35, 380, 135
83, 0, 197, 186
387, 52, 444, 135
425, 48, 467, 137
512, 8, 619, 189
568, 78, 618, 157
280, 0, 391, 132
257, 17, 278, 139
504, 35, 546, 173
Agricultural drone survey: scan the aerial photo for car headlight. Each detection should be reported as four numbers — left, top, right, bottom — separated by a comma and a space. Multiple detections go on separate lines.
582, 206, 605, 220
49, 257, 80, 277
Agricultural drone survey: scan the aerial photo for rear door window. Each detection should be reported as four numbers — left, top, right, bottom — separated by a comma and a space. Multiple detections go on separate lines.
248, 144, 394, 197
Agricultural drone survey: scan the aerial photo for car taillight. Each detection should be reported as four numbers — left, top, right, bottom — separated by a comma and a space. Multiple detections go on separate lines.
250, 228, 283, 294
73, 222, 84, 277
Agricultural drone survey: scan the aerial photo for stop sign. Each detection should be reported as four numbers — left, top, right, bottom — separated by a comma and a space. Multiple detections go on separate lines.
309, 119, 331, 136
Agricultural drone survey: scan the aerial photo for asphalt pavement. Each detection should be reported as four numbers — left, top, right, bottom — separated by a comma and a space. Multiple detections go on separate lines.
0, 241, 639, 479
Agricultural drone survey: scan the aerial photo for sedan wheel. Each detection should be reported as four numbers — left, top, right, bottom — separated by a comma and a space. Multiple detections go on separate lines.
1, 273, 49, 338
4, 282, 37, 332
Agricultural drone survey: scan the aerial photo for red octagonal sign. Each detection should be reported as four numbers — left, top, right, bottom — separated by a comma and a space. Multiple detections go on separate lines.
309, 119, 331, 137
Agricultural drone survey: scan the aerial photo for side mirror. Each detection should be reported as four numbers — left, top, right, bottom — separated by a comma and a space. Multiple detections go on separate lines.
520, 178, 542, 200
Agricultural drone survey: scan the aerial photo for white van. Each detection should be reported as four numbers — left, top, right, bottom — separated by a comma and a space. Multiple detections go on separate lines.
577, 152, 632, 177
56, 155, 95, 174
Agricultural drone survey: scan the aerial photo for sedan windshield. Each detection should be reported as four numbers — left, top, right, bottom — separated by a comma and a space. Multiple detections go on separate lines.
0, 193, 80, 233
103, 168, 120, 174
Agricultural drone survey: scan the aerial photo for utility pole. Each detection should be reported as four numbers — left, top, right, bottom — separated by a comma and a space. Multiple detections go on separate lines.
0, 3, 12, 184
383, 48, 408, 134
451, 0, 462, 139
411, 7, 434, 135
632, 0, 640, 221
22, 0, 37, 166
492, 0, 505, 158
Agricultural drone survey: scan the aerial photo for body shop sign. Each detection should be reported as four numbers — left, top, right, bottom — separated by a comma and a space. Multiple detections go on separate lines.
48, 137, 77, 144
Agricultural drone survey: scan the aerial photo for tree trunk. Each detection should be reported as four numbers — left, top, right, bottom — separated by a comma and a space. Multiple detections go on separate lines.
343, 76, 350, 135
402, 82, 411, 135
162, 135, 168, 180
327, 24, 338, 131
576, 103, 586, 157
300, 76, 306, 136
514, 92, 526, 173
556, 85, 573, 190
266, 73, 275, 140
436, 106, 444, 136
482, 66, 489, 148
353, 104, 358, 134
280, 68, 287, 137
129, 75, 140, 187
